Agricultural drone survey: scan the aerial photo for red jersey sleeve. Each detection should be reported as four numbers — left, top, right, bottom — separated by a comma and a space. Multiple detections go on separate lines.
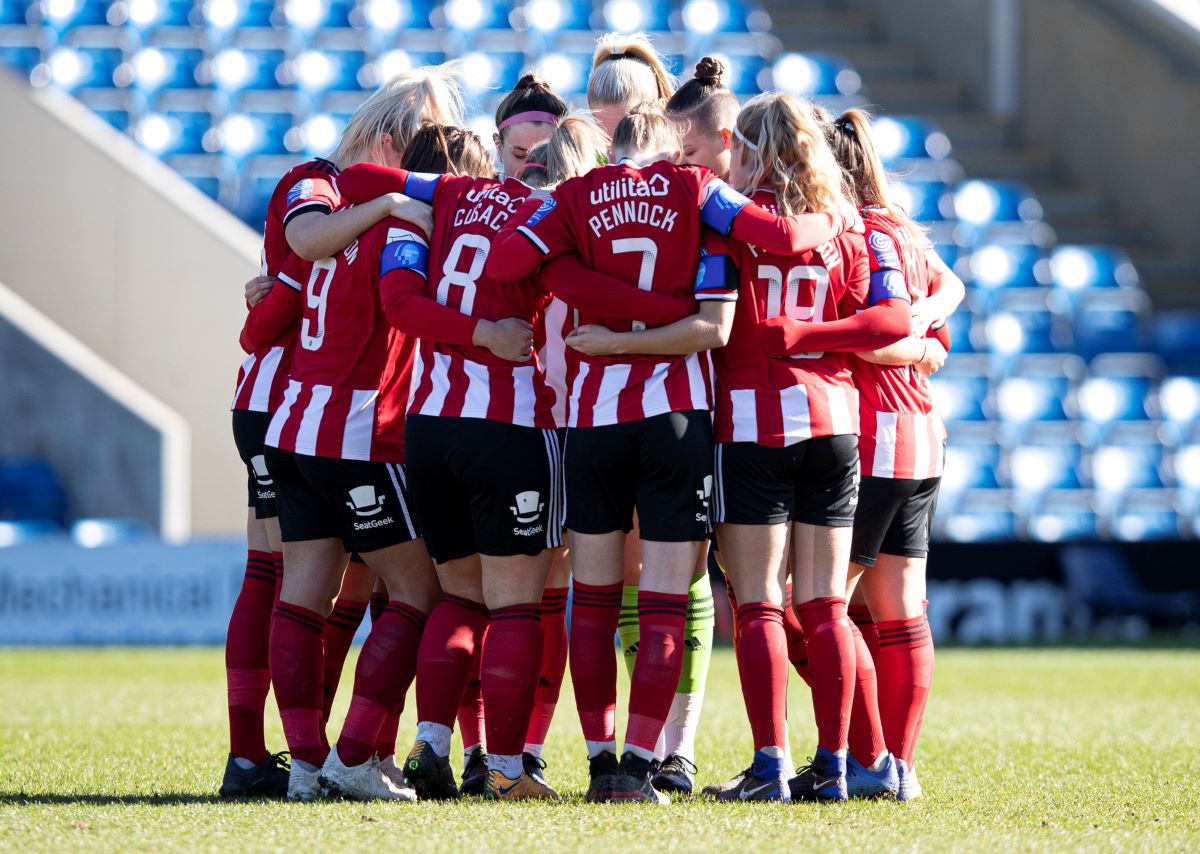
282, 174, 339, 226
488, 185, 578, 279
542, 252, 694, 326
240, 260, 302, 353
377, 216, 479, 345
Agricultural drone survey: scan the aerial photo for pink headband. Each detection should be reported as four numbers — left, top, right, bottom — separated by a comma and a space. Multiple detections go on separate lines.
498, 111, 561, 131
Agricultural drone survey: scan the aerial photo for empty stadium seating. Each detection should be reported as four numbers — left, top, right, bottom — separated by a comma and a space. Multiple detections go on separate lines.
1, 0, 1196, 543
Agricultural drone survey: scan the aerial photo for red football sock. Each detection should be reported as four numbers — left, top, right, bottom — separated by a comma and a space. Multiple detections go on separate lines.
337, 602, 427, 766
269, 601, 327, 768
847, 621, 887, 767
225, 550, 276, 762
415, 594, 489, 727
724, 574, 740, 650
272, 552, 284, 603
875, 615, 934, 767
369, 590, 388, 624
457, 652, 485, 751
796, 597, 855, 754
735, 603, 789, 750
782, 592, 813, 687
367, 589, 397, 756
569, 580, 623, 749
849, 603, 881, 662
525, 587, 568, 748
322, 596, 369, 722
482, 603, 544, 757
624, 590, 688, 756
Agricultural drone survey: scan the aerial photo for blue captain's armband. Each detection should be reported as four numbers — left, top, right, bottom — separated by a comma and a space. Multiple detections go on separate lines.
699, 180, 750, 235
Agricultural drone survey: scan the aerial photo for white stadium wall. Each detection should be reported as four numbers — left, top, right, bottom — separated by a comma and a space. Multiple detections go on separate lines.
0, 67, 261, 534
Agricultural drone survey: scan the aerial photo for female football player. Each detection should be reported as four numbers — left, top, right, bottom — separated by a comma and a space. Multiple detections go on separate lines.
219, 66, 458, 799
332, 77, 572, 802
587, 32, 675, 137
819, 108, 965, 801
484, 102, 858, 803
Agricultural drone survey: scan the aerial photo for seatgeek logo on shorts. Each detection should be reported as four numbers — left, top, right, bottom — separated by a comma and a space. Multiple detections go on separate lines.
250, 455, 273, 486
346, 485, 386, 516
511, 490, 545, 536
696, 475, 713, 522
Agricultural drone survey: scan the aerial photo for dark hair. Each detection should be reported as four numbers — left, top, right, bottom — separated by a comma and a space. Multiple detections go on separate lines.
665, 57, 739, 132
401, 123, 495, 179
494, 73, 569, 137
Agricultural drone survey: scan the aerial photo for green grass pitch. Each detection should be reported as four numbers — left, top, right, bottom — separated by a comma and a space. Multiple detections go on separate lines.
1, 646, 1197, 852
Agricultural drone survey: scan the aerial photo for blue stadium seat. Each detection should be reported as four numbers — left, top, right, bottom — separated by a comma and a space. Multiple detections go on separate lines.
1105, 489, 1181, 541
525, 50, 590, 95
1025, 490, 1098, 542
940, 300, 977, 353
125, 0, 197, 29
1159, 376, 1200, 438
208, 46, 283, 91
71, 517, 156, 546
870, 116, 952, 166
966, 242, 1048, 292
1006, 442, 1082, 501
929, 374, 988, 423
1077, 354, 1163, 427
702, 51, 766, 95
286, 48, 365, 91
135, 108, 211, 154
1153, 311, 1200, 373
941, 489, 1018, 543
1049, 244, 1140, 291
600, 0, 668, 33
456, 50, 523, 95
1071, 288, 1150, 360
41, 45, 121, 90
0, 519, 68, 546
983, 288, 1069, 356
1086, 440, 1165, 502
129, 46, 203, 91
0, 44, 40, 75
0, 458, 67, 524
166, 152, 230, 200
519, 0, 594, 33
439, 0, 514, 30
93, 107, 131, 130
940, 424, 1002, 496
1, 0, 29, 25
769, 52, 860, 99
953, 179, 1043, 226
890, 179, 952, 223
42, 0, 110, 29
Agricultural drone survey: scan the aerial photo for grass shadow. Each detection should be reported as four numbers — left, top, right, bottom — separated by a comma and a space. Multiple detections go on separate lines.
0, 793, 234, 806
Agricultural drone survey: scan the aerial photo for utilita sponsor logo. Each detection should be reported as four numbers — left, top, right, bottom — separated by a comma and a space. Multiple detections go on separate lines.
354, 516, 395, 531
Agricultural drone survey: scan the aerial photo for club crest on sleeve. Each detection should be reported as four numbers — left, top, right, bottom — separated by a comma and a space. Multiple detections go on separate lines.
287, 178, 314, 206
525, 197, 556, 227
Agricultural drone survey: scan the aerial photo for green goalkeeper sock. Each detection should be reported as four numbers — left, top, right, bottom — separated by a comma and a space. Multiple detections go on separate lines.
617, 584, 639, 679
678, 570, 715, 695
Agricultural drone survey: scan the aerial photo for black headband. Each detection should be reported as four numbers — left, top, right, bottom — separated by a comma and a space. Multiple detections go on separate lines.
606, 51, 651, 67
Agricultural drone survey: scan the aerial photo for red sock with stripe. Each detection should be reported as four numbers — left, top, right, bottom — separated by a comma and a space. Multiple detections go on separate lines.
321, 596, 369, 722
569, 580, 623, 753
337, 602, 427, 766
272, 552, 284, 603
846, 613, 887, 767
482, 603, 544, 758
724, 574, 740, 650
796, 597, 855, 754
525, 587, 568, 751
735, 603, 789, 750
457, 653, 485, 753
875, 615, 934, 767
366, 590, 401, 758
415, 594, 489, 728
782, 583, 813, 686
269, 601, 327, 768
225, 549, 276, 762
624, 590, 688, 757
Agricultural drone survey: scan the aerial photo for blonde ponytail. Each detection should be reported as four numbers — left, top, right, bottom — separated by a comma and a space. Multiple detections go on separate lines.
827, 107, 925, 242
331, 63, 465, 167
587, 32, 675, 108
544, 114, 611, 183
611, 102, 680, 162
733, 92, 850, 217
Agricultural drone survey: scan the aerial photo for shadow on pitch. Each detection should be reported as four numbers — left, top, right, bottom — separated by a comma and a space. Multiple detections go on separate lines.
0, 793, 231, 806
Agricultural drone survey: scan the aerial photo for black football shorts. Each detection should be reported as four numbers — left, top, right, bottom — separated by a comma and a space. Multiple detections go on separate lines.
564, 410, 714, 542
232, 409, 278, 520
713, 434, 859, 527
264, 446, 419, 553
850, 475, 941, 567
404, 414, 564, 564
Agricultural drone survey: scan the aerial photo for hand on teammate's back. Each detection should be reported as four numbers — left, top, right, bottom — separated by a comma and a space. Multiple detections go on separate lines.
243, 275, 276, 307
565, 324, 621, 356
474, 317, 535, 362
908, 296, 943, 338
388, 194, 435, 238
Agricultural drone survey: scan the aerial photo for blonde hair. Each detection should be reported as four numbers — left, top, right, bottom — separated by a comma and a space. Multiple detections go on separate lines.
587, 32, 675, 108
545, 114, 611, 182
733, 92, 850, 217
519, 141, 554, 188
611, 102, 680, 161
331, 63, 465, 167
826, 107, 925, 242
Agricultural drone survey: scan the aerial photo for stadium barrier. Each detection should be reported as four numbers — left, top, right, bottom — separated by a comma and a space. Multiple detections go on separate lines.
1, 541, 1194, 646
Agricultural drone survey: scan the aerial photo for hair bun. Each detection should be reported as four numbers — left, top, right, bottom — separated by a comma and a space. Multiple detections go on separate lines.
515, 73, 548, 91
694, 57, 724, 86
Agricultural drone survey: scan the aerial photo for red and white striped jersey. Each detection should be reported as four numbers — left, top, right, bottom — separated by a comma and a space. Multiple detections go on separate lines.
403, 175, 557, 428
510, 159, 732, 427
711, 190, 870, 447
853, 206, 944, 478
265, 215, 421, 463
539, 296, 574, 428
231, 158, 340, 413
